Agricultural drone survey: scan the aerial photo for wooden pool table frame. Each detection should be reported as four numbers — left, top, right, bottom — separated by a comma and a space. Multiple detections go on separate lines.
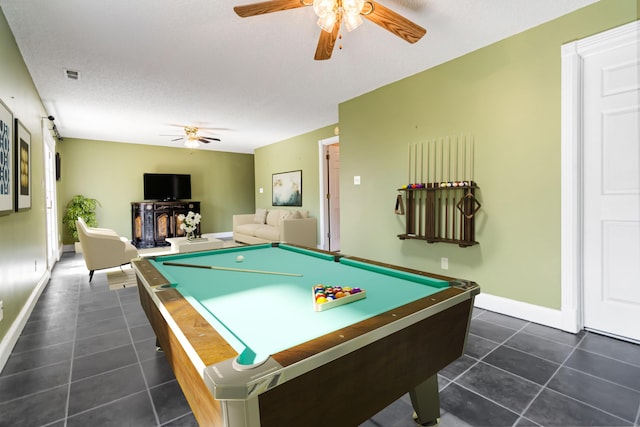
133, 244, 479, 427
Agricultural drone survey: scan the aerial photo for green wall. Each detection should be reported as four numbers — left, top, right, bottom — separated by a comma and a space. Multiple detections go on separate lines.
0, 8, 48, 342
337, 0, 636, 310
254, 125, 336, 224
57, 138, 255, 243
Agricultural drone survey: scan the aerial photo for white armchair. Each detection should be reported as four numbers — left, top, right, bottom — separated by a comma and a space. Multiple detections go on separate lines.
76, 217, 139, 282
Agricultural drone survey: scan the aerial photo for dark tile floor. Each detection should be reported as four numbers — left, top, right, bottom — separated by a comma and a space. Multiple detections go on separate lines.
1, 252, 639, 427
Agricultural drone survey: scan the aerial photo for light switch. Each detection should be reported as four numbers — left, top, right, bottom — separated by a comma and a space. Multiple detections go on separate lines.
354, 176, 361, 185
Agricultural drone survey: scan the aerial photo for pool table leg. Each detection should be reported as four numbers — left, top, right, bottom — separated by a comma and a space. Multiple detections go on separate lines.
409, 374, 440, 426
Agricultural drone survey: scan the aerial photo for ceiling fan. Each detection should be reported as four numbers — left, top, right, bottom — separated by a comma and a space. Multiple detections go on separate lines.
165, 126, 221, 148
233, 0, 426, 60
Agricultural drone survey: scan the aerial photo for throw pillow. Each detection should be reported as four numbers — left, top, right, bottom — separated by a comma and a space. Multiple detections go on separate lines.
284, 211, 301, 220
266, 209, 282, 226
254, 208, 267, 224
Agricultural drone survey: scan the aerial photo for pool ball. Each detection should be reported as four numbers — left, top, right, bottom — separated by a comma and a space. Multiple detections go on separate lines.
236, 255, 244, 262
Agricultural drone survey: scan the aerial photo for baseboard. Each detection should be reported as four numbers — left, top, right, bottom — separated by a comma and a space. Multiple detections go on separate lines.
474, 293, 564, 331
0, 270, 51, 372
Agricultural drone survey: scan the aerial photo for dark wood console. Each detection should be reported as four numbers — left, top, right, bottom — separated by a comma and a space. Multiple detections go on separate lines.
131, 201, 200, 248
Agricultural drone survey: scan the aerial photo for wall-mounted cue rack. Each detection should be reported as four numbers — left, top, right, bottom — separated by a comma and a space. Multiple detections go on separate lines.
398, 136, 481, 247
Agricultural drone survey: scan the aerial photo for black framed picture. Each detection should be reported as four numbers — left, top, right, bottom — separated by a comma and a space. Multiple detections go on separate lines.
0, 98, 13, 214
272, 170, 302, 206
55, 152, 61, 181
15, 119, 31, 211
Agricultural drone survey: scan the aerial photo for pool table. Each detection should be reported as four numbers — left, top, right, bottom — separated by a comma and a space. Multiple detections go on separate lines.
133, 243, 479, 427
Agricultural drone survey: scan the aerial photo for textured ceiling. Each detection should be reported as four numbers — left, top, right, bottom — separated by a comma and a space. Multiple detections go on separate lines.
1, 0, 597, 153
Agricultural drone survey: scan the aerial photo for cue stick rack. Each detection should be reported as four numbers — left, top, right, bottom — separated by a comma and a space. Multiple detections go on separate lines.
397, 136, 481, 247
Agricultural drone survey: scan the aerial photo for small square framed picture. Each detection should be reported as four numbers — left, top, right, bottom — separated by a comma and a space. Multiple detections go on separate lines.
15, 119, 31, 211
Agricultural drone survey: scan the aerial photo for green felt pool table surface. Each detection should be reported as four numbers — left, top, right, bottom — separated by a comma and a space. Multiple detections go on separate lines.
147, 243, 450, 366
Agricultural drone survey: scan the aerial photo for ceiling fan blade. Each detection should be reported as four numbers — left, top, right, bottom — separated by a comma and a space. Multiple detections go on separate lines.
199, 137, 221, 143
171, 137, 184, 142
363, 1, 426, 44
314, 20, 340, 60
234, 0, 307, 17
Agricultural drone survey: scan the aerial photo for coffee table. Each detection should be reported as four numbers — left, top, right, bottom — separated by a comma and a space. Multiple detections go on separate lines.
165, 235, 224, 253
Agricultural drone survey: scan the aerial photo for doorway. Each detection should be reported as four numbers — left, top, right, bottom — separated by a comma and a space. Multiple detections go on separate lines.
561, 21, 639, 342
43, 123, 59, 270
318, 135, 340, 251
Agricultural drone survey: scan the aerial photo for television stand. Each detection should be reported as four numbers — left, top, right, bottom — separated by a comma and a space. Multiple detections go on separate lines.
131, 201, 200, 248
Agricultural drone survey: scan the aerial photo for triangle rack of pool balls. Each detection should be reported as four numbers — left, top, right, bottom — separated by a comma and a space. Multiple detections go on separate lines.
313, 284, 366, 312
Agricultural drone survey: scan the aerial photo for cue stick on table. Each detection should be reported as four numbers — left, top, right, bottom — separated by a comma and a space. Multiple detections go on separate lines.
162, 262, 303, 277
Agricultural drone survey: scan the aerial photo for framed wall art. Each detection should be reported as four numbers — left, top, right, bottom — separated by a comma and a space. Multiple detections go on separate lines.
15, 119, 31, 211
272, 170, 302, 207
0, 98, 13, 214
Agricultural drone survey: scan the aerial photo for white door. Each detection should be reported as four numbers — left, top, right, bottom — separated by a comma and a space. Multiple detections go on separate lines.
319, 135, 339, 251
327, 143, 340, 251
43, 126, 59, 269
582, 25, 640, 341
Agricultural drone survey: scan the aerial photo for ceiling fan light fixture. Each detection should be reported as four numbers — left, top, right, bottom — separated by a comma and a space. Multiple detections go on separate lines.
342, 0, 364, 16
313, 0, 364, 33
184, 138, 199, 149
343, 12, 362, 31
233, 0, 426, 60
317, 11, 337, 32
313, 0, 336, 17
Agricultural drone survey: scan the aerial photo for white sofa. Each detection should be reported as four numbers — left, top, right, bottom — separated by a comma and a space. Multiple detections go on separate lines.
233, 208, 317, 247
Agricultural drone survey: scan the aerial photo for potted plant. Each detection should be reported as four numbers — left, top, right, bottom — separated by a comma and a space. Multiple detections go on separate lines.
63, 195, 100, 251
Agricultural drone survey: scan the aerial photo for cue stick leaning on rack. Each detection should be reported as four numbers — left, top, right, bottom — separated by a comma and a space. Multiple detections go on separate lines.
163, 262, 303, 277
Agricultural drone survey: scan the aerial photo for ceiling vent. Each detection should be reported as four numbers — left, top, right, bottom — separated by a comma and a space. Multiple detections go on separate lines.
64, 69, 80, 80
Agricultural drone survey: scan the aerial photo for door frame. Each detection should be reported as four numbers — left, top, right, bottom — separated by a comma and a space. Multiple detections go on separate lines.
318, 135, 339, 251
42, 121, 60, 269
560, 20, 639, 334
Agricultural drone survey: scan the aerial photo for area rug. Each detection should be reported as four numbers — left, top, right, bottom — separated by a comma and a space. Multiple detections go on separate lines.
107, 269, 137, 290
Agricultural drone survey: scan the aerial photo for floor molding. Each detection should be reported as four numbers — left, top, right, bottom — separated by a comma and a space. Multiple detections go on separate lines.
474, 293, 563, 331
0, 270, 51, 372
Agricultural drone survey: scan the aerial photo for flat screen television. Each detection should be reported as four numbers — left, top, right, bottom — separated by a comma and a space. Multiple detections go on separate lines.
143, 173, 191, 201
